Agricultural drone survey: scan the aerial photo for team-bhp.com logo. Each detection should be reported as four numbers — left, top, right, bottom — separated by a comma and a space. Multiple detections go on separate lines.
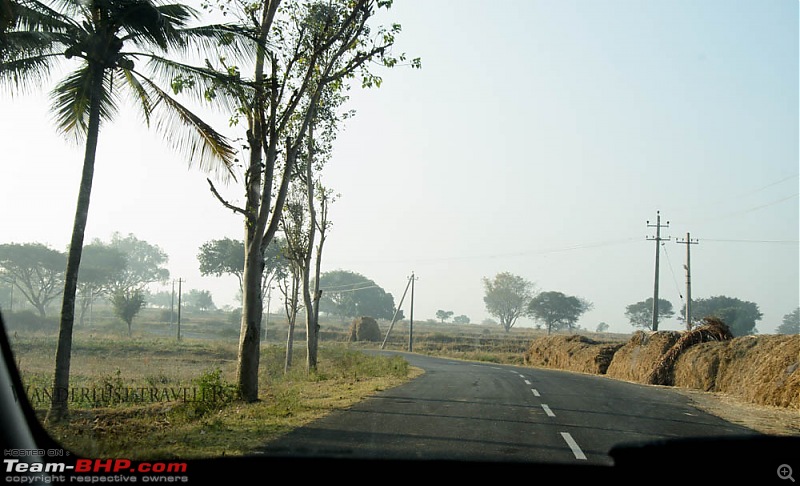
5, 458, 189, 483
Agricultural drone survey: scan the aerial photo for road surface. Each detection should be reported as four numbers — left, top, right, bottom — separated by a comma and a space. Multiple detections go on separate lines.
257, 351, 759, 465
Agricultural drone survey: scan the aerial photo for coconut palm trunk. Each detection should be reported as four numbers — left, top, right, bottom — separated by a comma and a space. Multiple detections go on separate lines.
48, 67, 103, 422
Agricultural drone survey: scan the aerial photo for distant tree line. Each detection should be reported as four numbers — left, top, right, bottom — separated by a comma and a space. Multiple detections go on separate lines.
480, 271, 790, 337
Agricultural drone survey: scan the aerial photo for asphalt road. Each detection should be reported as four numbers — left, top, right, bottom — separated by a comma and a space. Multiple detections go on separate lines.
257, 351, 760, 465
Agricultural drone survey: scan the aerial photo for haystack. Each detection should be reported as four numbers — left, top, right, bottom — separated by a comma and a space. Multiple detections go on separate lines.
349, 316, 382, 342
523, 335, 624, 374
605, 330, 681, 383
712, 334, 800, 410
646, 317, 734, 386
672, 341, 726, 391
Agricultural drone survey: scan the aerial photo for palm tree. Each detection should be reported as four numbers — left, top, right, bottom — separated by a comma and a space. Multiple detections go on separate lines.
1, 0, 246, 421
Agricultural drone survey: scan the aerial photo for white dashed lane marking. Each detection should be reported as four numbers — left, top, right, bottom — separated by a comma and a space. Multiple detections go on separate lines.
531, 389, 540, 397
560, 432, 587, 460
541, 404, 555, 417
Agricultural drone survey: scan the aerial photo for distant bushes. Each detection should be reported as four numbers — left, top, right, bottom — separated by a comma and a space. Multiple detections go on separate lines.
4, 310, 59, 333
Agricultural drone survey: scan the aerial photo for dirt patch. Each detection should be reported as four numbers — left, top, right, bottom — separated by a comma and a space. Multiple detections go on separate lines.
672, 387, 800, 436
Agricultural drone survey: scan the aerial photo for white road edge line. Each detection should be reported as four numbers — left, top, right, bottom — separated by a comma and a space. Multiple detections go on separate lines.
560, 432, 587, 460
531, 389, 540, 397
541, 404, 555, 417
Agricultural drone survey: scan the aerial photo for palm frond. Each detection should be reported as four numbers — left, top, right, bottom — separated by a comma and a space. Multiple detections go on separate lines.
115, 0, 198, 51
3, 30, 72, 56
135, 73, 236, 183
141, 53, 252, 113
0, 52, 62, 93
174, 23, 261, 62
120, 66, 152, 125
12, 0, 81, 32
50, 64, 118, 142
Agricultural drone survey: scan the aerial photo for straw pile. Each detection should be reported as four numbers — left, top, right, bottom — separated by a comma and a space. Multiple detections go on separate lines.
523, 335, 623, 374
646, 317, 734, 386
348, 316, 382, 342
605, 330, 682, 382
677, 334, 800, 410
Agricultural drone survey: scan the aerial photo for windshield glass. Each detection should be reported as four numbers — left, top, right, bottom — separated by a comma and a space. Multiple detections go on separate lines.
1, 0, 798, 479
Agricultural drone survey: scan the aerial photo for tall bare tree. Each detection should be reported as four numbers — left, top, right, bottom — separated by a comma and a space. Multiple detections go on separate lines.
202, 0, 417, 400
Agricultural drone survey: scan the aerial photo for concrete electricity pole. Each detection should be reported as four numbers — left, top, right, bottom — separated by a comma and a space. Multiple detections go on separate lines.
647, 211, 670, 331
408, 272, 418, 352
177, 278, 183, 342
676, 233, 699, 330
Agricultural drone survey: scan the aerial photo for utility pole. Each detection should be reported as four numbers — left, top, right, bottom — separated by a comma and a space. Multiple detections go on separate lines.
177, 278, 183, 342
647, 211, 670, 331
170, 280, 175, 330
381, 275, 413, 350
676, 233, 699, 330
408, 272, 418, 352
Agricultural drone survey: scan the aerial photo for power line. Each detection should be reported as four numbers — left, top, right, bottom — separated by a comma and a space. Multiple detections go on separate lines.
325, 237, 642, 266
702, 238, 798, 244
318, 284, 380, 293
660, 242, 684, 302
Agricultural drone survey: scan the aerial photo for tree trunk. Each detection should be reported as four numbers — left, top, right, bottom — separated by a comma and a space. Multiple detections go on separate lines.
48, 67, 104, 422
237, 231, 264, 402
303, 117, 319, 373
284, 271, 299, 374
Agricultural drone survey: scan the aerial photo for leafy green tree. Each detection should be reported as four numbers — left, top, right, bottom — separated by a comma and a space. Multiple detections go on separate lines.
76, 241, 127, 325
198, 236, 289, 297
3, 0, 240, 421
527, 291, 593, 334
453, 315, 470, 325
318, 270, 397, 321
777, 307, 799, 334
625, 298, 674, 330
111, 289, 146, 337
435, 310, 454, 323
184, 289, 216, 312
146, 290, 173, 308
687, 296, 762, 336
108, 233, 170, 293
596, 322, 609, 333
482, 272, 536, 332
0, 243, 65, 317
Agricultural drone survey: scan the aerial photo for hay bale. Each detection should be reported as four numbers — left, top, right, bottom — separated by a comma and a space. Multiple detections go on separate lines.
348, 316, 382, 342
523, 334, 624, 374
713, 334, 800, 410
672, 341, 726, 391
647, 317, 734, 386
605, 330, 682, 383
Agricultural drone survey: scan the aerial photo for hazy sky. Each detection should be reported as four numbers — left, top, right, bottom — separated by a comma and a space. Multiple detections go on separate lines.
1, 0, 798, 334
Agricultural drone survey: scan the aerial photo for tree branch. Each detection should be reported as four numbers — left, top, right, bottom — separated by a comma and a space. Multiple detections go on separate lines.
207, 178, 247, 215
